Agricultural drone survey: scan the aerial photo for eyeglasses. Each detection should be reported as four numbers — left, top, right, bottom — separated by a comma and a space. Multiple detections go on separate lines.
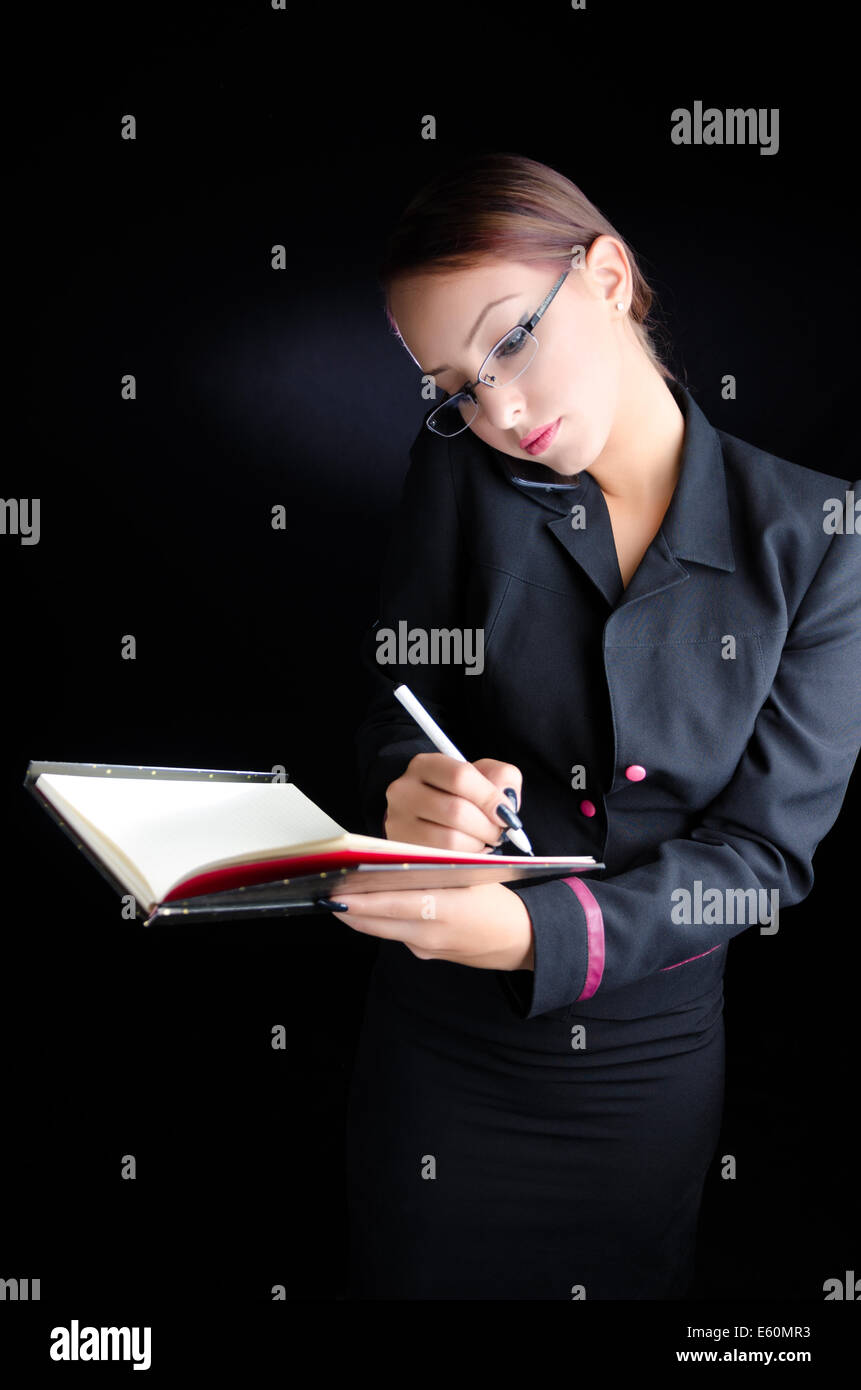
425, 270, 570, 437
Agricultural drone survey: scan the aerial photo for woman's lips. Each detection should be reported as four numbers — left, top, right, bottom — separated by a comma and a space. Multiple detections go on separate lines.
520, 417, 561, 455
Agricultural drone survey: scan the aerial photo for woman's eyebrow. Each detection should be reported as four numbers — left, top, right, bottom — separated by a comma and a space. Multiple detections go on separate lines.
424, 293, 523, 377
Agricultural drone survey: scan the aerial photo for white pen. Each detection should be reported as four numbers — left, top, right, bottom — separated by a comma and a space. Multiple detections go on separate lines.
392, 683, 534, 855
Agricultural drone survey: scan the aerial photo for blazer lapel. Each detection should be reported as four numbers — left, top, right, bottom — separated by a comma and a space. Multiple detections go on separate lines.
491, 379, 735, 611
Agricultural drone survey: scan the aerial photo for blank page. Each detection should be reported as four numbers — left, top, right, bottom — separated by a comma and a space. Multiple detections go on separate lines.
37, 774, 347, 903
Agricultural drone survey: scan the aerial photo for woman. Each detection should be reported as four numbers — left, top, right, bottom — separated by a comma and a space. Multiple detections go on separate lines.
331, 153, 861, 1299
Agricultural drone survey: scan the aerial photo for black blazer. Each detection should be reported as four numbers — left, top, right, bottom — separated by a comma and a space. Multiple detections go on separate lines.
355, 380, 861, 1022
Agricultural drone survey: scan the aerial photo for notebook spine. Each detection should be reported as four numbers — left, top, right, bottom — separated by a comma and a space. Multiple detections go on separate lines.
145, 899, 323, 926
24, 760, 280, 784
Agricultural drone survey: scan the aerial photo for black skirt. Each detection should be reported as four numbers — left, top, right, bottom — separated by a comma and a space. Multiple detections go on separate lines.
346, 940, 725, 1300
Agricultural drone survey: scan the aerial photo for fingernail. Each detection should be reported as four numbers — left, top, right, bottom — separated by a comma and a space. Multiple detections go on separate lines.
496, 802, 523, 831
504, 787, 519, 811
318, 899, 350, 911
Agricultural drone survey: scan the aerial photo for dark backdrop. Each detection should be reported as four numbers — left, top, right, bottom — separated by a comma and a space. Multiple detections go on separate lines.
3, 0, 857, 1363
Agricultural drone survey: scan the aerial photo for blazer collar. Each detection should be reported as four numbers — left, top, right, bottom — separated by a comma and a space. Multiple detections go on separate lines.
659, 380, 735, 572
486, 379, 735, 607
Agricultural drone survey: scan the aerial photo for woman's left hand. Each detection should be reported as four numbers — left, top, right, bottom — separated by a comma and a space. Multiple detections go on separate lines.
327, 882, 535, 972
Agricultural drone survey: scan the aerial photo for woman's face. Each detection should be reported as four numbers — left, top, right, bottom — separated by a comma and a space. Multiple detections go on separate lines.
388, 239, 634, 477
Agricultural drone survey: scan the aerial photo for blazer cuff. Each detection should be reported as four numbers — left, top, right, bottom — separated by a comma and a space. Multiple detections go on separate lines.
498, 876, 603, 1019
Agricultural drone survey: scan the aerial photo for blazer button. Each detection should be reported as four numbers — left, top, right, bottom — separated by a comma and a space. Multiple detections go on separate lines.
625, 764, 647, 781
579, 799, 597, 817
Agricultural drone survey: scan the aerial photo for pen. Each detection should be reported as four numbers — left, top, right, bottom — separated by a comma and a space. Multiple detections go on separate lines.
392, 683, 534, 855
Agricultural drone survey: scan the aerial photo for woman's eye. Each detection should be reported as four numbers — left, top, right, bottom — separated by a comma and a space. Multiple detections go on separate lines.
498, 326, 530, 358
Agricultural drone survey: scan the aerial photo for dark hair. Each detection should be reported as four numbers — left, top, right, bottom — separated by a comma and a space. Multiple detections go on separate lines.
376, 151, 678, 384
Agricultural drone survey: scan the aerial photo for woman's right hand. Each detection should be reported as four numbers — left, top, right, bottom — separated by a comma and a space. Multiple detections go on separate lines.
383, 753, 523, 853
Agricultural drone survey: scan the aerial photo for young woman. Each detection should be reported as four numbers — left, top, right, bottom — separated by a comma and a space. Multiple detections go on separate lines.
332, 152, 861, 1300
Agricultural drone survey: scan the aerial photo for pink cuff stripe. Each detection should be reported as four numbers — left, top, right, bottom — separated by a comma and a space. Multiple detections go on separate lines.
661, 944, 722, 971
562, 876, 605, 1000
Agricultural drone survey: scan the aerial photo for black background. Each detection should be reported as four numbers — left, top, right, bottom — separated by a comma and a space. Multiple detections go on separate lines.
3, 0, 857, 1365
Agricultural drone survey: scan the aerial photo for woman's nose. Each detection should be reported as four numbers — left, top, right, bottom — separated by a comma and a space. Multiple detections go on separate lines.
478, 385, 527, 433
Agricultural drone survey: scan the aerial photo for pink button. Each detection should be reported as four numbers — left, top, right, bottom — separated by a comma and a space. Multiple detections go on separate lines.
625, 765, 647, 781
579, 799, 596, 817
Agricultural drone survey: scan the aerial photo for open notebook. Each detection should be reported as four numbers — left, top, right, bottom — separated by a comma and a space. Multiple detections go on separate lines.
24, 761, 602, 926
